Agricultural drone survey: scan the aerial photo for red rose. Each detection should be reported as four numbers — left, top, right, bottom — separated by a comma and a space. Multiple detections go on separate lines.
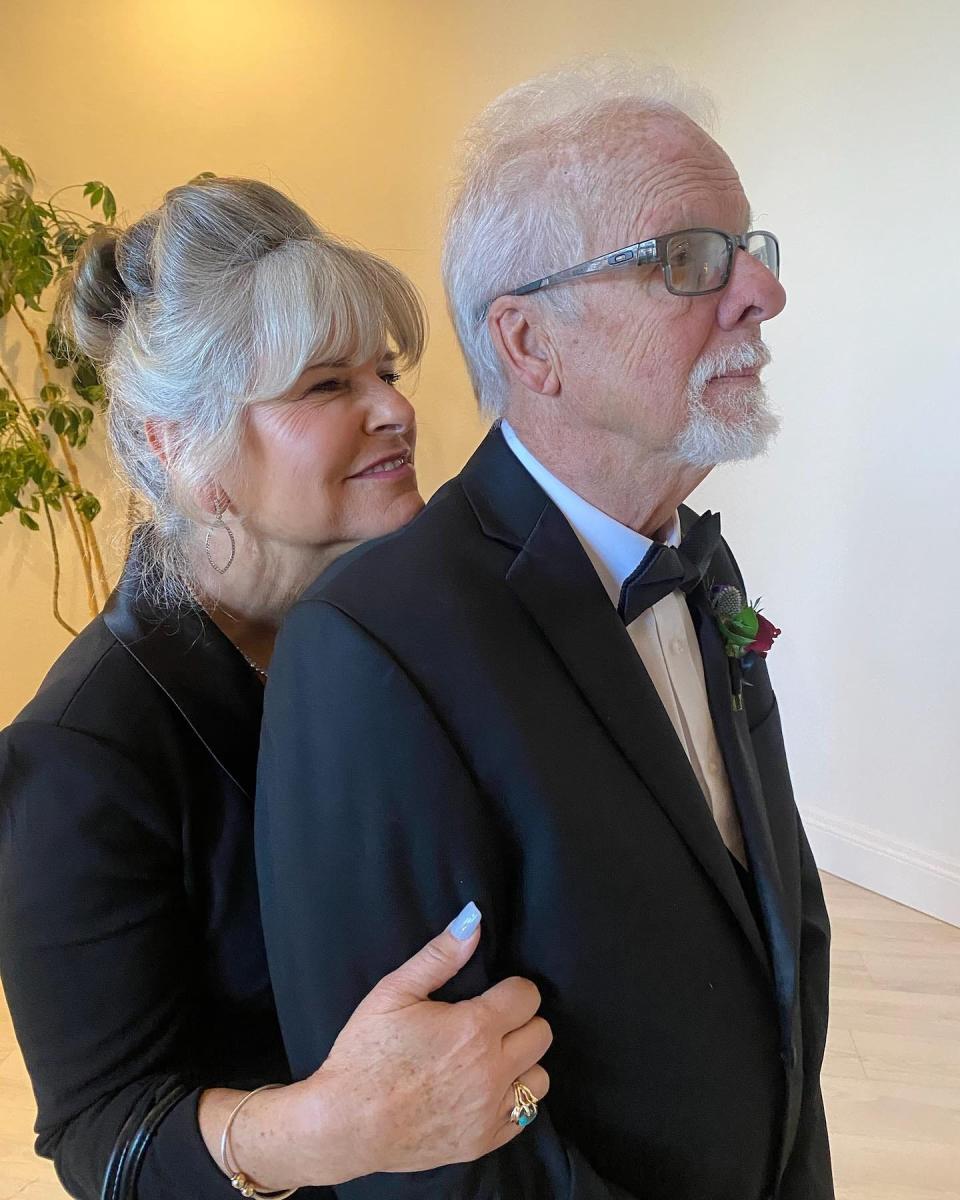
747, 614, 781, 657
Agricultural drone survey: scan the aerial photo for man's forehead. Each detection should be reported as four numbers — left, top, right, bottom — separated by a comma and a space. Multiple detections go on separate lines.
606, 125, 749, 238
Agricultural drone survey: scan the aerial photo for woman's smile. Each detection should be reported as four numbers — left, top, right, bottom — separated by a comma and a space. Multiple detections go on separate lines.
348, 449, 415, 480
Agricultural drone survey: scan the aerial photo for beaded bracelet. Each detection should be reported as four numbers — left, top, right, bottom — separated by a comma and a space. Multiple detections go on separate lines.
219, 1084, 298, 1199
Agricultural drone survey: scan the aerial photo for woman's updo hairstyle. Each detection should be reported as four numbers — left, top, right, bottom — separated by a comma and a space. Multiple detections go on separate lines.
58, 176, 426, 606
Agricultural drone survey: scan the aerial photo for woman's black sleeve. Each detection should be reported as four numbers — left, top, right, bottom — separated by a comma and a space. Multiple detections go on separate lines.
0, 721, 235, 1199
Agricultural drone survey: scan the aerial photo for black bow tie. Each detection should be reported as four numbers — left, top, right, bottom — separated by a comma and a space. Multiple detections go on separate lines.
617, 511, 722, 626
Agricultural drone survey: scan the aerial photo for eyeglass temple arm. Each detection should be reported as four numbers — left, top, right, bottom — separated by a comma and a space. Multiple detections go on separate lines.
511, 239, 659, 297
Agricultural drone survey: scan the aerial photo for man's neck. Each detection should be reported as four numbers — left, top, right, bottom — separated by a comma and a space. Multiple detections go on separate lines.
504, 415, 710, 539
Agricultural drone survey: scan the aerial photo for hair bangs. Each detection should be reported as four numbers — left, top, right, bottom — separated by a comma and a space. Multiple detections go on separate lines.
247, 239, 426, 403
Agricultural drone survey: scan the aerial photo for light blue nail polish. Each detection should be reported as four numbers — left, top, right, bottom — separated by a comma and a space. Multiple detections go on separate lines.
448, 901, 482, 941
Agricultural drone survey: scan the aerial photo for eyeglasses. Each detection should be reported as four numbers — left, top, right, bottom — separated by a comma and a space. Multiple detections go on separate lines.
490, 228, 780, 308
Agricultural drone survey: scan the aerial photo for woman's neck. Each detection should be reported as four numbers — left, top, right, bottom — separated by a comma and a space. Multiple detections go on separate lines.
189, 532, 356, 678
203, 602, 277, 681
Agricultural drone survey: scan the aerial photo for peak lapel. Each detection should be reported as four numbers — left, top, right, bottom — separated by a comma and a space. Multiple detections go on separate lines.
686, 560, 798, 1045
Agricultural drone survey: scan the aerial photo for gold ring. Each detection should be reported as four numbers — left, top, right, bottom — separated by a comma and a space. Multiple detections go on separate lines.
510, 1080, 539, 1129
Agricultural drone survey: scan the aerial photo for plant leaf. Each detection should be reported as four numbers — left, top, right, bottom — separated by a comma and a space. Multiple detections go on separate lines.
1, 146, 35, 184
73, 490, 102, 522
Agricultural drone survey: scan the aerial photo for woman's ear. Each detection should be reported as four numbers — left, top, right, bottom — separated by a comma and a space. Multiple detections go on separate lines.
486, 298, 561, 397
199, 482, 232, 518
144, 419, 175, 467
145, 420, 231, 517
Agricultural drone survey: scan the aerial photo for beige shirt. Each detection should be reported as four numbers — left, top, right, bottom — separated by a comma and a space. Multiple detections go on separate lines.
501, 421, 746, 865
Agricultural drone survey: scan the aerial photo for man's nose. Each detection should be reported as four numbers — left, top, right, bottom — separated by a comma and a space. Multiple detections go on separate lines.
715, 248, 787, 330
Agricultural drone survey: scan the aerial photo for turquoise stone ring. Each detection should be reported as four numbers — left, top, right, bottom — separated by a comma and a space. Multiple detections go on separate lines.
510, 1080, 539, 1129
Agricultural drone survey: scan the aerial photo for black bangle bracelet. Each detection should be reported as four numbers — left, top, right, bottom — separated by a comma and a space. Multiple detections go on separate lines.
100, 1081, 189, 1200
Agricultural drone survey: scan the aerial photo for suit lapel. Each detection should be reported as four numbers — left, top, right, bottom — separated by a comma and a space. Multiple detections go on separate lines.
683, 518, 798, 1045
461, 429, 771, 973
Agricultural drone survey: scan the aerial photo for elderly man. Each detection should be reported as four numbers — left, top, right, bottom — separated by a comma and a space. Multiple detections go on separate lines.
257, 65, 833, 1200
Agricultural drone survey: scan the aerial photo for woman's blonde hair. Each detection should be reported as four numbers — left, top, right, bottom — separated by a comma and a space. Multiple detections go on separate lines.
59, 176, 426, 607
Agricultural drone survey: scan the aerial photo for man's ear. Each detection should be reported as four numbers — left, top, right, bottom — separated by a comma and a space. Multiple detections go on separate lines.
486, 298, 561, 397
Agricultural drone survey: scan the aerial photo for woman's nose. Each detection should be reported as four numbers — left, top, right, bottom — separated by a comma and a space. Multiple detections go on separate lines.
367, 376, 416, 435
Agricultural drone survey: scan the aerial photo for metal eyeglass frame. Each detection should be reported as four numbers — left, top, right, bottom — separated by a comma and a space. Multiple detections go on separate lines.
488, 228, 780, 310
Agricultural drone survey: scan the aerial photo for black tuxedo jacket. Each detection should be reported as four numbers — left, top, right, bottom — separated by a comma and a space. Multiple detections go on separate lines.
256, 427, 833, 1200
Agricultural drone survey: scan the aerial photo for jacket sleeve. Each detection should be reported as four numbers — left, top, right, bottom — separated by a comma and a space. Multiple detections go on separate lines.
256, 599, 644, 1200
0, 722, 237, 1200
777, 816, 835, 1199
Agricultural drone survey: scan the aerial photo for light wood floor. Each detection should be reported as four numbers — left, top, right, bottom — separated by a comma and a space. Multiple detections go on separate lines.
0, 874, 957, 1199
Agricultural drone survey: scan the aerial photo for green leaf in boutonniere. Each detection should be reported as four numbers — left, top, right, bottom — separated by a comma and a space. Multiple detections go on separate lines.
708, 584, 782, 710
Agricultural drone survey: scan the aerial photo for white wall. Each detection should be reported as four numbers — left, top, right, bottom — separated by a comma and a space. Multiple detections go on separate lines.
683, 0, 960, 923
4, 0, 958, 921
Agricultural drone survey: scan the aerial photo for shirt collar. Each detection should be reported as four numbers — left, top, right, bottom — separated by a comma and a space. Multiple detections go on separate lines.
500, 420, 680, 607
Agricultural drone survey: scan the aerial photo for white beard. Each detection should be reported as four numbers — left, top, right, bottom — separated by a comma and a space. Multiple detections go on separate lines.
672, 341, 781, 468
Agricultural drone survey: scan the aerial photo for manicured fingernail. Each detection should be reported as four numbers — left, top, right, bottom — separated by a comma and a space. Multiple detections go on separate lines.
448, 901, 482, 941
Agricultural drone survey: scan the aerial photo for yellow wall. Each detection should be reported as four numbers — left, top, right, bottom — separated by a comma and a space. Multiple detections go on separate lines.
0, 0, 716, 721
4, 0, 960, 923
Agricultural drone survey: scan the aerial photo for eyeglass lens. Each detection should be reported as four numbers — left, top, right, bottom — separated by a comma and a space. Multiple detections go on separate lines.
664, 230, 779, 295
746, 232, 779, 278
664, 231, 730, 294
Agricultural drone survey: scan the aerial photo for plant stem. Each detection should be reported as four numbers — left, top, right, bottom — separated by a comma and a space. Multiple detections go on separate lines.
13, 302, 109, 607
0, 365, 85, 633
0, 351, 98, 617
61, 494, 98, 617
40, 499, 79, 637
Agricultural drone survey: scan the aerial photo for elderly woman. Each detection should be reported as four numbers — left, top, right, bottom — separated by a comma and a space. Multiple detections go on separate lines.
0, 178, 551, 1200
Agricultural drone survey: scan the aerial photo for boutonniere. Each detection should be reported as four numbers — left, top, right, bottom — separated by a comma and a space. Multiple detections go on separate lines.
708, 584, 781, 711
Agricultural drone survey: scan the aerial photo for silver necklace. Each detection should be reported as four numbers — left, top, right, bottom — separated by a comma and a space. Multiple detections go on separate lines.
237, 647, 268, 680
187, 586, 268, 680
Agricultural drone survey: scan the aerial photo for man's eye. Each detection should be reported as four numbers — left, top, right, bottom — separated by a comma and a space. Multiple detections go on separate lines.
380, 372, 402, 386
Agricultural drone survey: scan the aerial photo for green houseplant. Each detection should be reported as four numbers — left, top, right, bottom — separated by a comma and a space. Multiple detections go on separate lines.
0, 145, 117, 634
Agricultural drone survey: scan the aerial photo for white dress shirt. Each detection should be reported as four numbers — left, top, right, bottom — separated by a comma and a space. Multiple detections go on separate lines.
501, 421, 746, 865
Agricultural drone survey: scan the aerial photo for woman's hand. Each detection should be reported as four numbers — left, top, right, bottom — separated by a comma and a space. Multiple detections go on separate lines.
202, 904, 552, 1189
311, 902, 552, 1180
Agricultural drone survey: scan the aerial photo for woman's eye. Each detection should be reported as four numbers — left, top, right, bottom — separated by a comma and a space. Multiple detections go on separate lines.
380, 372, 402, 387
308, 379, 345, 395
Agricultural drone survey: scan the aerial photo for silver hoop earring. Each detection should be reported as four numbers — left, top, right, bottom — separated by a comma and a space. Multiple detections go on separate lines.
205, 501, 236, 575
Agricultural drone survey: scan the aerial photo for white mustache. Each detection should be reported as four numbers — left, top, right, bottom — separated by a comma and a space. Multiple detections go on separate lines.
688, 341, 772, 395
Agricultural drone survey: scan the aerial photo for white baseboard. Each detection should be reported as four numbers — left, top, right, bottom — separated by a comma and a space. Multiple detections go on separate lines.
801, 805, 960, 928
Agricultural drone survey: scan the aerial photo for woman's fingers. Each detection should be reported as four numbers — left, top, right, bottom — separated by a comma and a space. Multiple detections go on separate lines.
352, 903, 482, 1015
506, 1064, 550, 1112
476, 975, 542, 1031
485, 1065, 551, 1153
501, 1014, 553, 1078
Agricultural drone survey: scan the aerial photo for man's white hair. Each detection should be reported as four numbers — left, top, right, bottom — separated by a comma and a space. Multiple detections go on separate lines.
442, 58, 715, 420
